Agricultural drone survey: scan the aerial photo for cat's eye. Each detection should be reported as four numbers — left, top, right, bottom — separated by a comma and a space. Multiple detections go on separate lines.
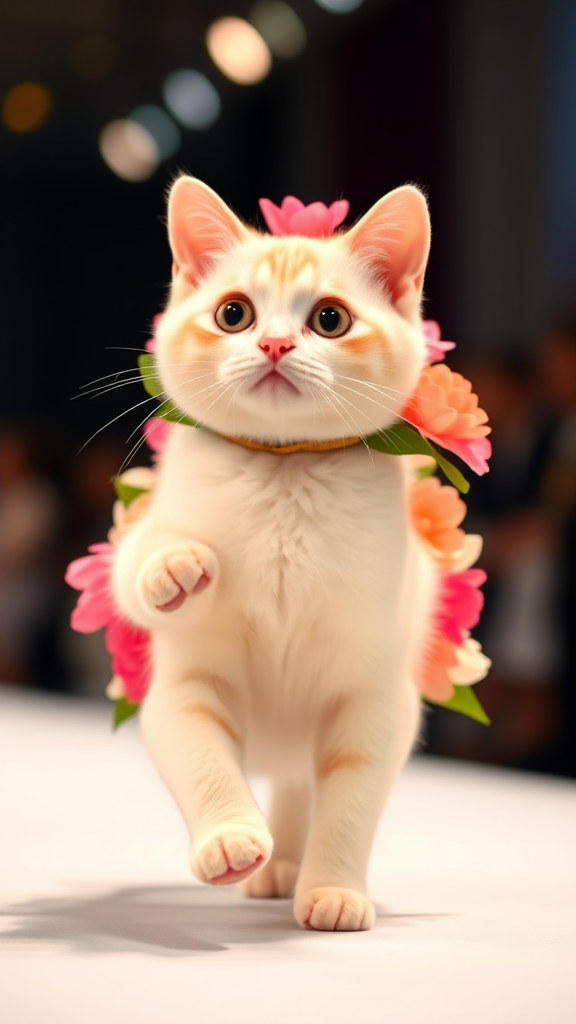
214, 297, 255, 333
309, 302, 352, 339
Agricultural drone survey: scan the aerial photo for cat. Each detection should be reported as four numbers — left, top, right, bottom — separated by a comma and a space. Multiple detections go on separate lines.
112, 175, 436, 931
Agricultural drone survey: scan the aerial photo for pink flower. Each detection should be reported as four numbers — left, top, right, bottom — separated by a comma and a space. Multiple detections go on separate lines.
422, 320, 455, 364
144, 313, 163, 353
65, 543, 152, 706
414, 531, 489, 702
403, 364, 492, 475
143, 416, 173, 454
436, 568, 486, 646
105, 618, 151, 704
259, 196, 349, 238
65, 543, 116, 632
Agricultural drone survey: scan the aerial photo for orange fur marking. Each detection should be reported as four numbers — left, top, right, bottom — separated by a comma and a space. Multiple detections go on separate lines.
187, 704, 240, 744
256, 245, 319, 288
343, 326, 390, 356
317, 751, 369, 779
191, 323, 219, 346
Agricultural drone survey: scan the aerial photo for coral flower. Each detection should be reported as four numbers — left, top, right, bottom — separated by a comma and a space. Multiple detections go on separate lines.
403, 363, 492, 475
259, 196, 349, 238
410, 476, 466, 557
418, 631, 491, 703
419, 634, 460, 702
422, 320, 455, 364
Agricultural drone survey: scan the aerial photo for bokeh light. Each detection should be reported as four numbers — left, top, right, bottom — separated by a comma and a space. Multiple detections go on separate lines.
163, 70, 221, 130
314, 0, 365, 12
69, 35, 117, 80
98, 119, 159, 182
248, 1, 307, 58
129, 105, 180, 160
206, 17, 272, 85
1, 82, 52, 133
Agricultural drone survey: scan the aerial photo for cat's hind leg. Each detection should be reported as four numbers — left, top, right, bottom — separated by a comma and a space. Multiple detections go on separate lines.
294, 682, 420, 931
239, 779, 310, 898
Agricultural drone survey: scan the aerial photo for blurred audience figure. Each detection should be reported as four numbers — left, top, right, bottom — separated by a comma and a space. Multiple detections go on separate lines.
427, 321, 576, 777
537, 317, 576, 776
0, 428, 63, 687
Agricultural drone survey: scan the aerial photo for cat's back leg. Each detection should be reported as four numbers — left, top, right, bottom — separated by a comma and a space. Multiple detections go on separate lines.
239, 778, 310, 898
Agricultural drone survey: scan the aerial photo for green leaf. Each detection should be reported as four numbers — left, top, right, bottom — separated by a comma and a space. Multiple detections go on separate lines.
113, 479, 150, 508
424, 685, 491, 725
416, 462, 438, 479
155, 400, 198, 427
429, 447, 470, 495
137, 353, 162, 398
365, 424, 470, 494
112, 696, 140, 730
137, 354, 198, 427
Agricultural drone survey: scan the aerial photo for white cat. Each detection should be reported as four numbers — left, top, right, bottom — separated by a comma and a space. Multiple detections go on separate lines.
112, 176, 437, 931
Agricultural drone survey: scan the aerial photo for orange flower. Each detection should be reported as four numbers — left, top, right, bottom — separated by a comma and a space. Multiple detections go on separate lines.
404, 364, 492, 475
419, 634, 459, 702
410, 476, 466, 557
417, 633, 491, 702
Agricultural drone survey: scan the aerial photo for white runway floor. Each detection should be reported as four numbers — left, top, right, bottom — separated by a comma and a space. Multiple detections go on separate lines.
1, 687, 575, 1024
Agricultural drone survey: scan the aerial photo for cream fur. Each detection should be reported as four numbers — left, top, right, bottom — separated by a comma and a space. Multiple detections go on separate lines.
112, 177, 437, 931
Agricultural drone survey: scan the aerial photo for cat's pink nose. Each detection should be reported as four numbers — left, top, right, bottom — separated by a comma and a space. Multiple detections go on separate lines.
259, 337, 295, 362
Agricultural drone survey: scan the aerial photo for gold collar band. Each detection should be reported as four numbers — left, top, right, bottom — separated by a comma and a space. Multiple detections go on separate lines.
219, 434, 362, 455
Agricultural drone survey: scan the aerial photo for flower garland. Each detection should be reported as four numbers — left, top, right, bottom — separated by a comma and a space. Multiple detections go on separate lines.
66, 198, 492, 729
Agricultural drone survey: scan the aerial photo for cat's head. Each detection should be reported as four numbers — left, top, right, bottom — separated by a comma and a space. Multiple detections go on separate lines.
156, 176, 431, 445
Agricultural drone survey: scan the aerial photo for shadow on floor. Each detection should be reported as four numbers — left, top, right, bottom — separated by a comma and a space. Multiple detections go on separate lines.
0, 884, 444, 957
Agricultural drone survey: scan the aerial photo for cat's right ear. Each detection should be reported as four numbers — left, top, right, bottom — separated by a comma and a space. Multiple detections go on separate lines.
167, 176, 248, 286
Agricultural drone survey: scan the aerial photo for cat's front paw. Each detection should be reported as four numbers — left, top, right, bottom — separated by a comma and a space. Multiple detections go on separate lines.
191, 824, 273, 886
294, 886, 375, 931
138, 543, 216, 613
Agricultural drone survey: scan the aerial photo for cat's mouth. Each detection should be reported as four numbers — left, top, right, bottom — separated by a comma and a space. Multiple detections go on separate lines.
251, 368, 301, 395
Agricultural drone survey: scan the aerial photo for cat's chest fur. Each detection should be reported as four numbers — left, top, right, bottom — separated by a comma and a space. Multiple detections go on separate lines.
153, 426, 409, 621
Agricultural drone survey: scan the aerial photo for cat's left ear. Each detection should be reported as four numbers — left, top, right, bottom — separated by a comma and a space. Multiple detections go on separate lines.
346, 186, 431, 320
167, 176, 249, 286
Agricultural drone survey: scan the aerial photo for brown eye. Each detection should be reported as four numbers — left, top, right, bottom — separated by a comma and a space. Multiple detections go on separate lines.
309, 302, 352, 339
215, 297, 255, 333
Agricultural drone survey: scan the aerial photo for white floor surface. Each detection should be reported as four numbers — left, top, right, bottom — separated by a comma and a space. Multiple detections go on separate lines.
1, 688, 574, 1024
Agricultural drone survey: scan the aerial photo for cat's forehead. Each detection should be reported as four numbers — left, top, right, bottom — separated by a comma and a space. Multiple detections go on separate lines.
239, 235, 345, 294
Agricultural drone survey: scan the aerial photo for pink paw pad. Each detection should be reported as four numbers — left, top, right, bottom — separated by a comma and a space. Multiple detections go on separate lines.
156, 569, 210, 611
209, 855, 264, 887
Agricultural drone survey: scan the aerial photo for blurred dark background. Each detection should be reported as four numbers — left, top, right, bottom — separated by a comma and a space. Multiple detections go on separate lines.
1, 0, 575, 775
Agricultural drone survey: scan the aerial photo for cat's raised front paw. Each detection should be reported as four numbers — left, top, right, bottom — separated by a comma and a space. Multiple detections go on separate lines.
138, 543, 216, 613
238, 858, 299, 898
191, 824, 273, 886
294, 886, 375, 931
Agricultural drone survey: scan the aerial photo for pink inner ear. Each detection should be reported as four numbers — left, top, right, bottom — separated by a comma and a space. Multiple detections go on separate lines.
168, 178, 245, 286
349, 188, 430, 306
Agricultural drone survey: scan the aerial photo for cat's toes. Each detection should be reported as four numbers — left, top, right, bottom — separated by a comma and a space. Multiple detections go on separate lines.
139, 544, 215, 612
191, 825, 273, 886
294, 887, 375, 931
238, 858, 299, 898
